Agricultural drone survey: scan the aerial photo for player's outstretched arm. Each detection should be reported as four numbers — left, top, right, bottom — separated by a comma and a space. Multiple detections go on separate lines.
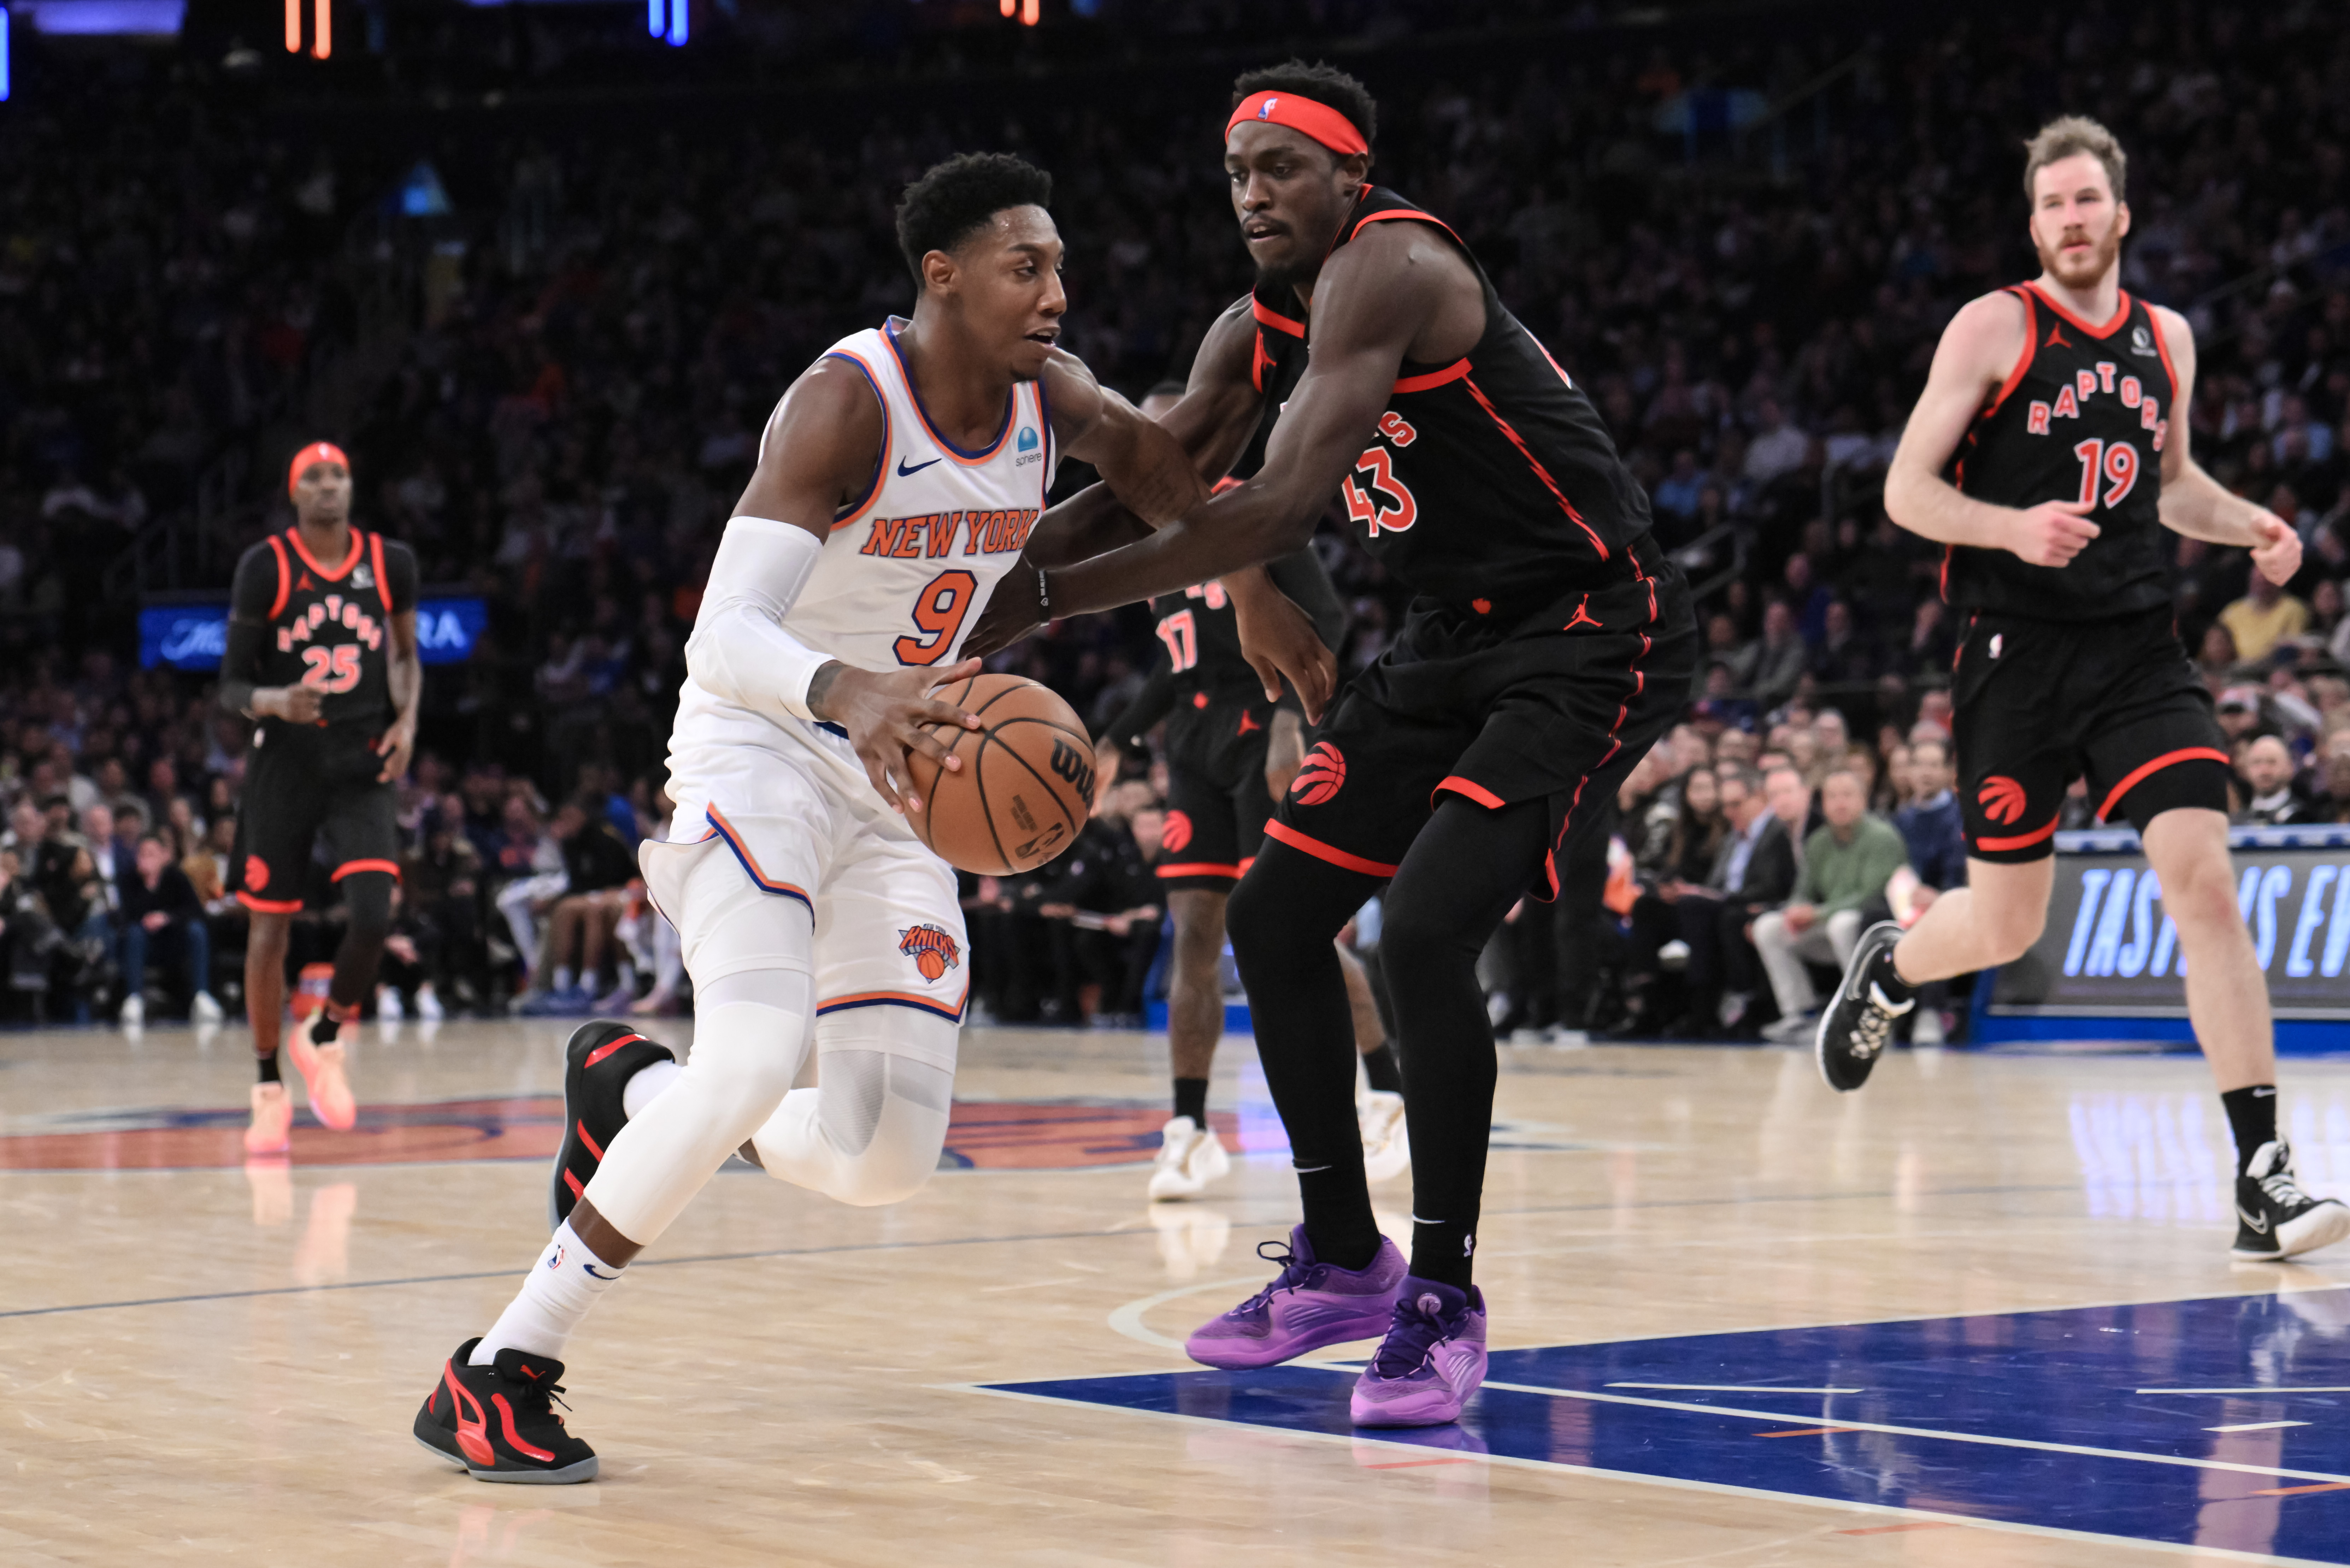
1885, 291, 2099, 569
1045, 356, 1210, 526
2150, 307, 2301, 584
701, 358, 980, 814
967, 233, 1429, 709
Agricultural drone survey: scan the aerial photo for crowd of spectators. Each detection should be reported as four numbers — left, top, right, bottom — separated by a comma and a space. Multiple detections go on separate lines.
2, 2, 2349, 1034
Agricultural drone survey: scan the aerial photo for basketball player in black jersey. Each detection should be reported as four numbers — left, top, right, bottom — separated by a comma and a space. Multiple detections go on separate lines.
1100, 388, 1407, 1203
219, 443, 422, 1155
971, 61, 1696, 1425
1816, 117, 2349, 1261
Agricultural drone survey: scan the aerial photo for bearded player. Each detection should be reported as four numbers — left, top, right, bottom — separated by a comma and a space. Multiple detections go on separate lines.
408, 154, 1243, 1483
1814, 116, 2350, 1261
220, 443, 420, 1154
971, 64, 1696, 1426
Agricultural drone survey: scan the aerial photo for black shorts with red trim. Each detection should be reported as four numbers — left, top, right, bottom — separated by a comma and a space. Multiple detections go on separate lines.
1953, 606, 2231, 864
1158, 692, 1280, 893
231, 722, 401, 911
1266, 560, 1696, 898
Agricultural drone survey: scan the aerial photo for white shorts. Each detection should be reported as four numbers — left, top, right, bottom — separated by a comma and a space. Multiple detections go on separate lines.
643, 718, 969, 1047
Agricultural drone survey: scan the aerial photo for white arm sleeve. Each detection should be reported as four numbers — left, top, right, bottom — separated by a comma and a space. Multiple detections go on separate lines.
684, 517, 831, 722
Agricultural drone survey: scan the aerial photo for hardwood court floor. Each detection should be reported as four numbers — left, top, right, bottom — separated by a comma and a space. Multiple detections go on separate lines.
6, 1019, 2350, 1566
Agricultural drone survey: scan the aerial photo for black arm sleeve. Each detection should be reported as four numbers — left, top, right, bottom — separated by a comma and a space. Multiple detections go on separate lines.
1103, 658, 1177, 752
218, 545, 279, 715
384, 539, 420, 615
1263, 546, 1348, 716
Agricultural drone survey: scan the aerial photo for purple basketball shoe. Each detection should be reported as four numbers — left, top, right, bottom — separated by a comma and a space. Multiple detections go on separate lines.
1185, 1226, 1406, 1370
1349, 1278, 1488, 1428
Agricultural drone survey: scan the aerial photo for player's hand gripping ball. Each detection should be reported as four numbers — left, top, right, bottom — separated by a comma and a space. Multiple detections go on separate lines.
905, 674, 1095, 874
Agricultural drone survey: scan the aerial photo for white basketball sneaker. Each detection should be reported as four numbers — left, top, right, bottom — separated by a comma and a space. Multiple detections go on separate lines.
1148, 1116, 1231, 1201
1359, 1090, 1410, 1184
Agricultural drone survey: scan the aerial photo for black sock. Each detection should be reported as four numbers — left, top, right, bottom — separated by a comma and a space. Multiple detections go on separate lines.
1874, 944, 1918, 1001
1409, 1218, 1477, 1290
1381, 797, 1551, 1295
1172, 1076, 1209, 1126
2221, 1085, 2279, 1175
1227, 846, 1385, 1274
310, 1010, 341, 1047
1295, 1165, 1382, 1270
257, 1051, 281, 1084
1360, 1042, 1403, 1095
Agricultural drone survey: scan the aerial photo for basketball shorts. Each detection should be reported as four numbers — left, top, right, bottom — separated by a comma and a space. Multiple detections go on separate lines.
231, 726, 400, 912
1158, 692, 1280, 894
1952, 605, 2231, 863
648, 715, 968, 1046
1268, 561, 1697, 899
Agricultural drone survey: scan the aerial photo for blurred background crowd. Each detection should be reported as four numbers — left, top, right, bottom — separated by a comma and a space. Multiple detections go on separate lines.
1, 0, 2346, 1038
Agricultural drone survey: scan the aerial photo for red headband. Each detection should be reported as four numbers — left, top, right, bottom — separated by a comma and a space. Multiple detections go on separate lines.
287, 441, 350, 498
1225, 91, 1368, 158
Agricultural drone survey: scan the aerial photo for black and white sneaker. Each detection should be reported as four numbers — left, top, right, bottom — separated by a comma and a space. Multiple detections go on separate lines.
2232, 1140, 2350, 1260
1814, 921, 1913, 1092
549, 1020, 675, 1230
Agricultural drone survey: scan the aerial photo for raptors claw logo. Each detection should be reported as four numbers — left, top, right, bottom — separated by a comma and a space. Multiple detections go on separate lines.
1160, 809, 1194, 854
899, 924, 962, 982
1978, 775, 2028, 826
1290, 742, 1346, 806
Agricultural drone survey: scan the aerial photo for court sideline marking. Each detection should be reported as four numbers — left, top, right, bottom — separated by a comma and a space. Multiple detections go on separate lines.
950, 1382, 2341, 1568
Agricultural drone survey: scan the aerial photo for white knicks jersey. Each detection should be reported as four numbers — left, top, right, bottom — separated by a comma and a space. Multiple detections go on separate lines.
668, 318, 1058, 783
786, 319, 1056, 669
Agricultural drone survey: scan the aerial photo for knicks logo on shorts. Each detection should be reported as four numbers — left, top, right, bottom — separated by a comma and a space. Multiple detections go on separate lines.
1291, 742, 1346, 806
1161, 810, 1195, 854
1978, 775, 2028, 826
245, 854, 271, 892
899, 924, 962, 982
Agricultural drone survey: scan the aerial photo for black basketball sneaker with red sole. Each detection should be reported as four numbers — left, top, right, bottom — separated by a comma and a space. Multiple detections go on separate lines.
549, 1020, 676, 1230
414, 1338, 598, 1484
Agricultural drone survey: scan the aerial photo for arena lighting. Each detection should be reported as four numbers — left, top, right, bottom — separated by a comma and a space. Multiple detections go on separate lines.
997, 0, 1038, 23
283, 0, 325, 55
0, 9, 10, 102
665, 0, 682, 46
644, 0, 656, 35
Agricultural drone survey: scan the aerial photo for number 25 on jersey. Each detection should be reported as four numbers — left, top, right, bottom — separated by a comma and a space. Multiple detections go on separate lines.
300, 645, 362, 693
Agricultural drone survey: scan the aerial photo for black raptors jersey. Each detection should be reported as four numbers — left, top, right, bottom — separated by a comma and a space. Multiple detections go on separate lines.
1253, 187, 1656, 614
229, 525, 418, 742
1943, 283, 2178, 620
1147, 310, 1331, 706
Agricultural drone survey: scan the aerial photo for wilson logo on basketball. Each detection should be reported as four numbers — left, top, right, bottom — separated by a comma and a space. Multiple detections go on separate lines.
1048, 737, 1097, 801
1978, 775, 2028, 826
245, 854, 271, 892
898, 924, 962, 981
1290, 742, 1347, 805
1161, 810, 1194, 853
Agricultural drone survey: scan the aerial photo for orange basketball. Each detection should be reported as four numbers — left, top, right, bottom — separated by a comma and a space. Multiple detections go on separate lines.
906, 673, 1095, 875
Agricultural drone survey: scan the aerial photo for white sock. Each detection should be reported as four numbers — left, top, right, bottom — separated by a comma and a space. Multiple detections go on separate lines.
615, 959, 637, 992
472, 1220, 623, 1365
554, 966, 576, 993
621, 1058, 682, 1119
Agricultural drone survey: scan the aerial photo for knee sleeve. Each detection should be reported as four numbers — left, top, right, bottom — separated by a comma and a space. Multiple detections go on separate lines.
576, 874, 817, 1246
747, 1011, 957, 1208
582, 989, 814, 1244
329, 872, 394, 1004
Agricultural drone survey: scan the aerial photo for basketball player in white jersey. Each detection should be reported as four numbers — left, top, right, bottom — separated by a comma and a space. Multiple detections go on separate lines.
411, 154, 1276, 1483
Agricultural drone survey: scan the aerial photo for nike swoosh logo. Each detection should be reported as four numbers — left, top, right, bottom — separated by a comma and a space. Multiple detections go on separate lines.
2238, 1206, 2272, 1234
896, 456, 942, 477
582, 1263, 620, 1279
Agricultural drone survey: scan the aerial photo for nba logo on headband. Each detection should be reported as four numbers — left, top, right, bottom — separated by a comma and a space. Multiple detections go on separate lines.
1258, 97, 1277, 119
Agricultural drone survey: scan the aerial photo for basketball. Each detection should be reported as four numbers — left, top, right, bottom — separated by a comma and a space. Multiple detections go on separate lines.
907, 673, 1095, 875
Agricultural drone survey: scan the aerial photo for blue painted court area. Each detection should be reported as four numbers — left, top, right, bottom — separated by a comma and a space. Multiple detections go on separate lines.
988, 1288, 2350, 1562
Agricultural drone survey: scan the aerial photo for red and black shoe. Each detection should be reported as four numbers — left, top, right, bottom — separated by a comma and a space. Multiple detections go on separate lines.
413, 1337, 599, 1484
549, 1020, 675, 1230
